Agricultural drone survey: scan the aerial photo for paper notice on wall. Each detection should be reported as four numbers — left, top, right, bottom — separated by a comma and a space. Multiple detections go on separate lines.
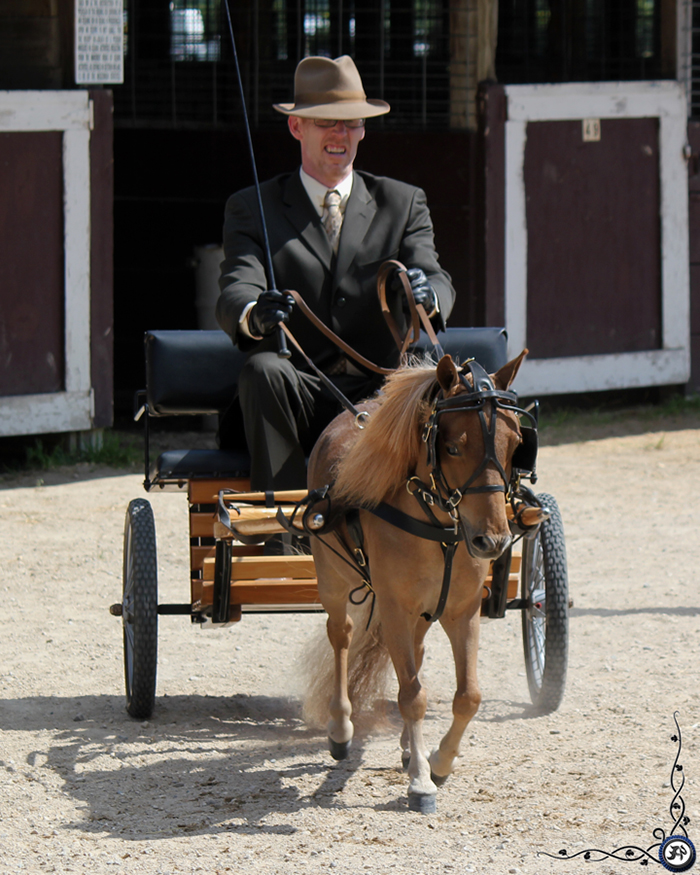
75, 0, 124, 85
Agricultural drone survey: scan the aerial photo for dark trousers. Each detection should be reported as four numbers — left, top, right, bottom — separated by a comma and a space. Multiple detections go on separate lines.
220, 351, 383, 491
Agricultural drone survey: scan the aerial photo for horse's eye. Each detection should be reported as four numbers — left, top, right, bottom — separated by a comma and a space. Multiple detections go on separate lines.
446, 444, 461, 457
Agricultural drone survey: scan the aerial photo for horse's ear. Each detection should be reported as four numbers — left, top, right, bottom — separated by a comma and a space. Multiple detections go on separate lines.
492, 348, 528, 390
436, 354, 461, 394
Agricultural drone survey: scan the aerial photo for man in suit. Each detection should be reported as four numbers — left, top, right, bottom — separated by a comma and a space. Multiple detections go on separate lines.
217, 54, 455, 492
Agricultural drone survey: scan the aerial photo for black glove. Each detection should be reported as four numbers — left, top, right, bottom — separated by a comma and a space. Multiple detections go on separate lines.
393, 267, 438, 317
249, 289, 295, 337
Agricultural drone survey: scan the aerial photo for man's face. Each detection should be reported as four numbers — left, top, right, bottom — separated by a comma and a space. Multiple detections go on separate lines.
288, 116, 365, 187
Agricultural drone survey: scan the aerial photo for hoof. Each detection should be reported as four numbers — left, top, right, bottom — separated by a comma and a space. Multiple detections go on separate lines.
329, 738, 351, 761
401, 750, 410, 771
408, 792, 437, 814
430, 771, 449, 788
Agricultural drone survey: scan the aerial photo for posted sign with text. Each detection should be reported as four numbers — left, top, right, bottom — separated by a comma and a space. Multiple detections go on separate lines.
75, 0, 124, 85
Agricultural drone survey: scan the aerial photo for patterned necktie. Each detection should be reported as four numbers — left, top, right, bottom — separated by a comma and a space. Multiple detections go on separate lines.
323, 189, 343, 252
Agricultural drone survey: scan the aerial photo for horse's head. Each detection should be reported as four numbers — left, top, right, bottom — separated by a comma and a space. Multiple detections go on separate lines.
420, 350, 528, 560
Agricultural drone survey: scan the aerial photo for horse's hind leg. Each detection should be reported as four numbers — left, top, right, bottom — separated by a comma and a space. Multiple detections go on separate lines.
428, 610, 482, 784
325, 601, 355, 760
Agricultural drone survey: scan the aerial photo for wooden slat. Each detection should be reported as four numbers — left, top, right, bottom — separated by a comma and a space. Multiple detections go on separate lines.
190, 511, 217, 538
190, 543, 264, 572
188, 478, 251, 504
197, 555, 520, 604
197, 575, 518, 607
202, 554, 316, 581
188, 480, 309, 505
200, 579, 321, 606
199, 553, 520, 582
191, 506, 306, 539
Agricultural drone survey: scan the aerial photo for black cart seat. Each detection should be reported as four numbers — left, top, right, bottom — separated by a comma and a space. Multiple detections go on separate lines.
139, 327, 509, 490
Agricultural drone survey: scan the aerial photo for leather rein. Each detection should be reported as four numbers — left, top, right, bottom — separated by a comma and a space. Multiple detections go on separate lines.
279, 260, 445, 424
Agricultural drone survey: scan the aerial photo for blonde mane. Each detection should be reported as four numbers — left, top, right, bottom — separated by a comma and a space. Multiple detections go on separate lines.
332, 361, 438, 507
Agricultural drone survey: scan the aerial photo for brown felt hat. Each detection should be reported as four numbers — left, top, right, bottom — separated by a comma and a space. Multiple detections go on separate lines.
273, 55, 390, 119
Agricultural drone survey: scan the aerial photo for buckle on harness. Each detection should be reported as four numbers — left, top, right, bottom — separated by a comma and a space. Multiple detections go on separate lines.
447, 488, 463, 509
354, 547, 367, 568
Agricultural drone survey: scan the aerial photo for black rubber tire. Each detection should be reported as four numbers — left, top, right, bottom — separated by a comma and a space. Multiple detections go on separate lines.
520, 492, 568, 713
122, 498, 158, 719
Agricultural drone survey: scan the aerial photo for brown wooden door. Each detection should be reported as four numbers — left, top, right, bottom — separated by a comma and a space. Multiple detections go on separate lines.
0, 131, 65, 396
523, 117, 662, 359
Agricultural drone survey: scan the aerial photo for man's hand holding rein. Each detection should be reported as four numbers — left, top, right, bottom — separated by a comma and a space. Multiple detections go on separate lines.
249, 289, 296, 338
392, 267, 439, 319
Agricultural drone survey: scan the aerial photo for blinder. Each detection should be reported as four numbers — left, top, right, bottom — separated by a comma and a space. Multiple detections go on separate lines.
511, 424, 538, 475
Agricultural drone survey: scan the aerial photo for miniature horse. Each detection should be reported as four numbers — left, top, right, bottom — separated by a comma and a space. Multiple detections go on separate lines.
306, 351, 527, 813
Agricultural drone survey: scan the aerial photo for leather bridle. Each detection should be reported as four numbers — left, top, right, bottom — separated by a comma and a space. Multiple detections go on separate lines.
405, 359, 537, 524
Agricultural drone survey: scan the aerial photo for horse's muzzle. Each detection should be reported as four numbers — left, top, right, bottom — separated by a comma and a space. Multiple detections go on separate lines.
464, 531, 512, 560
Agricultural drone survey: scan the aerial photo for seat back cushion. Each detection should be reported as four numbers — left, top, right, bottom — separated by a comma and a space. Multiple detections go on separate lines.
145, 330, 245, 416
144, 327, 509, 417
412, 327, 509, 373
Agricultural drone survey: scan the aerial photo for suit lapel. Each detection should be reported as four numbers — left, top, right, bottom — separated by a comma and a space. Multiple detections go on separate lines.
334, 172, 376, 289
282, 171, 333, 273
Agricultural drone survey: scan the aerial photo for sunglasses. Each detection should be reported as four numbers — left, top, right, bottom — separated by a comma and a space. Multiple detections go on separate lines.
312, 118, 366, 129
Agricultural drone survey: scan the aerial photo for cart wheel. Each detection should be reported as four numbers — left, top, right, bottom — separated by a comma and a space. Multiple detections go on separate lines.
521, 492, 568, 713
122, 498, 158, 719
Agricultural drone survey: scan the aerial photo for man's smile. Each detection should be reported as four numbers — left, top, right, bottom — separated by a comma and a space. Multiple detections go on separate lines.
289, 115, 365, 187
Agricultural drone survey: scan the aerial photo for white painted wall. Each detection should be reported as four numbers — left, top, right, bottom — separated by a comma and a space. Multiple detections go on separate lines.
503, 81, 690, 397
0, 91, 94, 436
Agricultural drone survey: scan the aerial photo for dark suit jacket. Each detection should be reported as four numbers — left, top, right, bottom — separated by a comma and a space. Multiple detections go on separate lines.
216, 169, 456, 372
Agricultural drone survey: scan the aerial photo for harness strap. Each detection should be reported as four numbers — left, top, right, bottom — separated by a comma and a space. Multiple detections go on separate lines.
368, 502, 464, 543
421, 541, 457, 624
368, 501, 462, 625
345, 508, 376, 627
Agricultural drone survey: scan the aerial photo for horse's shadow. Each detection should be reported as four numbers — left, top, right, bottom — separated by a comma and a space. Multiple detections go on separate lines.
2, 693, 398, 839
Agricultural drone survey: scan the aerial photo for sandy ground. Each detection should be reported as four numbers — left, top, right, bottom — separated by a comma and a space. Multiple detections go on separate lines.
2, 412, 700, 875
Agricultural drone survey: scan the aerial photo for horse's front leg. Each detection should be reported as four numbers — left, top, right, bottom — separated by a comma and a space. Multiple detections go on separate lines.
325, 606, 355, 760
428, 608, 482, 784
383, 610, 437, 813
400, 618, 430, 771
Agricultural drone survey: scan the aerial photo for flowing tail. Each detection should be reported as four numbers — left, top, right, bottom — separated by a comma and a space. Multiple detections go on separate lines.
302, 601, 393, 730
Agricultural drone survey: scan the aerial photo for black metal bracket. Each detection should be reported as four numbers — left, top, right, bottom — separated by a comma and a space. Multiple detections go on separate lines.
484, 546, 513, 619
212, 539, 232, 624
157, 604, 193, 615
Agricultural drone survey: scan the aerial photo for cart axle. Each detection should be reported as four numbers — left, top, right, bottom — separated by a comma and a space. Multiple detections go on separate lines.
110, 602, 192, 617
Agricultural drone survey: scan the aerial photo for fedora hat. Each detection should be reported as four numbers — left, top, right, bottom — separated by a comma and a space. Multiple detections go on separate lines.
273, 55, 390, 119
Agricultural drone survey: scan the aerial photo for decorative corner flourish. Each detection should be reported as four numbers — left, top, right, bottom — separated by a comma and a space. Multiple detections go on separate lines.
541, 713, 696, 871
